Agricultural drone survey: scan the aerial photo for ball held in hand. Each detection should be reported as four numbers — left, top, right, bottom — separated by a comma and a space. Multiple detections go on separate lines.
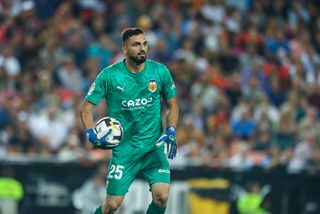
95, 116, 124, 146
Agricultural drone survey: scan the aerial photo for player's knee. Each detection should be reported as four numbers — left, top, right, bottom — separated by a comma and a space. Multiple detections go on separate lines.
153, 191, 169, 207
103, 199, 122, 213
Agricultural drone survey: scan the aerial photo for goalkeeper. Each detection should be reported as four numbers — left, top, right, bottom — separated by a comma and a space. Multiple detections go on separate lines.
80, 27, 179, 214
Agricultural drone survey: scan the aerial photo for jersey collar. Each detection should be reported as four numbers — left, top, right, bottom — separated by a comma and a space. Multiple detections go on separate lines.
121, 59, 148, 76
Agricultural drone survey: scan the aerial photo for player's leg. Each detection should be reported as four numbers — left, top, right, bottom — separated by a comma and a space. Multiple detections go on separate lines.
143, 147, 171, 214
95, 153, 143, 213
146, 182, 169, 214
94, 195, 124, 214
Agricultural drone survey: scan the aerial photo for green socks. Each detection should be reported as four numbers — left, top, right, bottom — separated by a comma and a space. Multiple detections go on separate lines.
94, 205, 103, 214
146, 201, 166, 214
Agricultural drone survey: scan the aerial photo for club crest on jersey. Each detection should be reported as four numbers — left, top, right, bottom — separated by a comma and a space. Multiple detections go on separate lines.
148, 80, 157, 92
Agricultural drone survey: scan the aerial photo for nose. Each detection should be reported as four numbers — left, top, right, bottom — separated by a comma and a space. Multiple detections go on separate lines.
139, 45, 146, 52
139, 43, 147, 51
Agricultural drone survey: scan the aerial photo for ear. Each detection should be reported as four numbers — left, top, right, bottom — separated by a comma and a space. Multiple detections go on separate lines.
121, 46, 127, 56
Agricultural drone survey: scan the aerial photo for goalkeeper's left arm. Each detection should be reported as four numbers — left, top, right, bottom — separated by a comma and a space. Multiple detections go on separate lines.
165, 96, 179, 129
156, 96, 179, 159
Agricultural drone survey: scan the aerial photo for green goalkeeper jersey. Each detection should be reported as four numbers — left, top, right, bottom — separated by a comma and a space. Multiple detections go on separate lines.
85, 59, 176, 154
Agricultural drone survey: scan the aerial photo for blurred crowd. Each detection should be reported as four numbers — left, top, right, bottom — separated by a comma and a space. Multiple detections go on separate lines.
0, 0, 320, 173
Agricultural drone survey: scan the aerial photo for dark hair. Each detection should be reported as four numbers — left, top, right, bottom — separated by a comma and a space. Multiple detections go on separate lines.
121, 28, 145, 45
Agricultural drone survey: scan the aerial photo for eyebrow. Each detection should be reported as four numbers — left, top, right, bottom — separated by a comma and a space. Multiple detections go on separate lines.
131, 41, 148, 45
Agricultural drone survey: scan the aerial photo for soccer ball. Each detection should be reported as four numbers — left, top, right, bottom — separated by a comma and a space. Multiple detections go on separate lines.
95, 117, 123, 146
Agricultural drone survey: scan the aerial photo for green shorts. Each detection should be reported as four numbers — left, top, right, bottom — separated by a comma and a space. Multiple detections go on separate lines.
106, 146, 170, 196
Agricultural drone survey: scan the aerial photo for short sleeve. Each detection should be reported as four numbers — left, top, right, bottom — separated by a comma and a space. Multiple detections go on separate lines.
160, 65, 176, 100
85, 71, 107, 104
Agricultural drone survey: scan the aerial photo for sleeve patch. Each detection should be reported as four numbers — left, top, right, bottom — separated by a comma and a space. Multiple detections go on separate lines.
87, 83, 95, 95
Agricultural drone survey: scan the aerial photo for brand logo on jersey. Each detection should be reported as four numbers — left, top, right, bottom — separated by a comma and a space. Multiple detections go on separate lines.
121, 97, 153, 109
88, 83, 95, 95
158, 169, 170, 174
116, 86, 124, 92
148, 80, 157, 92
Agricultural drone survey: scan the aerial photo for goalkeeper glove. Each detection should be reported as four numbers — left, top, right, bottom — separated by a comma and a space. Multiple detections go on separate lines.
156, 126, 178, 159
86, 128, 118, 150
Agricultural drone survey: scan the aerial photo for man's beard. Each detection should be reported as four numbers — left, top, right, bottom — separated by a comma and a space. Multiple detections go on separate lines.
128, 52, 147, 65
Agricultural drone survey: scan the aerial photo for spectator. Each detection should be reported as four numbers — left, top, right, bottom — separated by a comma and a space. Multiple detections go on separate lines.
55, 54, 83, 93
298, 106, 320, 139
0, 45, 21, 79
72, 170, 106, 214
288, 131, 319, 173
254, 94, 279, 126
86, 34, 114, 70
28, 106, 70, 153
231, 107, 256, 141
272, 109, 297, 151
0, 94, 11, 131
58, 128, 86, 162
265, 76, 287, 108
